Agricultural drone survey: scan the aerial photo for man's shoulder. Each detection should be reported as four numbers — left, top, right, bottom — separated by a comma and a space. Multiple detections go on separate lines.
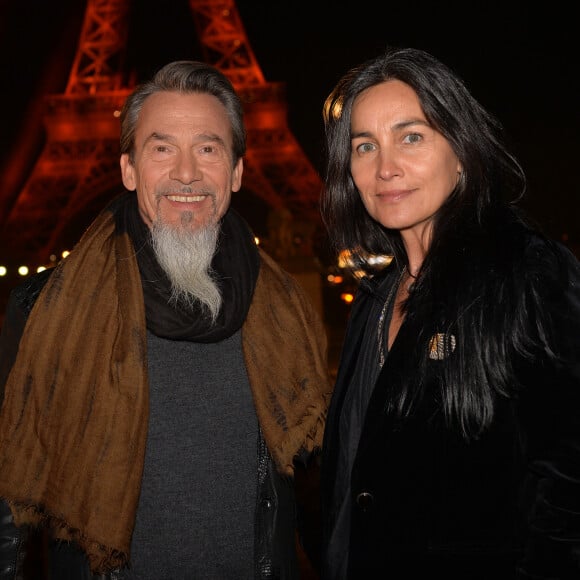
254, 249, 326, 329
257, 248, 297, 281
256, 248, 318, 299
10, 267, 54, 316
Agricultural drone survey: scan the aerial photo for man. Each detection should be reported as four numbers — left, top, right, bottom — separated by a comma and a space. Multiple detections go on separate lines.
0, 61, 331, 579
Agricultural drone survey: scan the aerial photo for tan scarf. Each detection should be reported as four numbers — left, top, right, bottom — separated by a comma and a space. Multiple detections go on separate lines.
0, 206, 331, 573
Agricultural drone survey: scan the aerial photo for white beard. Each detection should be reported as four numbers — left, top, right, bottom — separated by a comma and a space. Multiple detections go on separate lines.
151, 215, 222, 322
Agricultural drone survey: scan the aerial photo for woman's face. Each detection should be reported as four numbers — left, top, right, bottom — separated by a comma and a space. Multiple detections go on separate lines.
350, 80, 462, 244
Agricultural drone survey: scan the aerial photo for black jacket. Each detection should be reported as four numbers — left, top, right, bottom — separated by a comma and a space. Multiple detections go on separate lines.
0, 269, 321, 580
321, 235, 580, 579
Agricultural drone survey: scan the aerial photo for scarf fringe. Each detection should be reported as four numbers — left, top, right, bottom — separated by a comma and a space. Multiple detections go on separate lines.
8, 499, 128, 573
274, 400, 329, 476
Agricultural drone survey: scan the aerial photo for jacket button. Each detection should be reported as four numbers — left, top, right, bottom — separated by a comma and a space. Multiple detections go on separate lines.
260, 498, 273, 509
355, 491, 374, 511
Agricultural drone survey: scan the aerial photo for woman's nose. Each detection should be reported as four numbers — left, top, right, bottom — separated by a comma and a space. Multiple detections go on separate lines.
377, 150, 402, 180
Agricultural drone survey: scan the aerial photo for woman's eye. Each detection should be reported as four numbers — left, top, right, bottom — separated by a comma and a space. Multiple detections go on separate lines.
356, 142, 375, 154
403, 133, 422, 144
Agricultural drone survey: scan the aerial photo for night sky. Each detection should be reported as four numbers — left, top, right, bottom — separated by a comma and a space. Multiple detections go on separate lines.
0, 1, 577, 248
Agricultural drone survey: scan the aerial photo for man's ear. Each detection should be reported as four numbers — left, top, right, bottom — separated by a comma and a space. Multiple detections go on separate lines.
231, 158, 243, 192
120, 154, 136, 191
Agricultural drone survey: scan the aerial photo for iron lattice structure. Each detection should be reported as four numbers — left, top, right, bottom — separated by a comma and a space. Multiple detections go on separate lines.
0, 0, 322, 268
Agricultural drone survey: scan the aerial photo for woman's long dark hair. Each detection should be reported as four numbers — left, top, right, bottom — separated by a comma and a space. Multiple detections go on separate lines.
321, 47, 558, 439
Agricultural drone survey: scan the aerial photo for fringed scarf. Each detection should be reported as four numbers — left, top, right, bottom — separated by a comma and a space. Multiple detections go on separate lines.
0, 193, 331, 573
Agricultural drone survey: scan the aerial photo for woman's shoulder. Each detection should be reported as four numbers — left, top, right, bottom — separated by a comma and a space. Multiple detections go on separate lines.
478, 208, 577, 281
513, 232, 580, 351
520, 231, 579, 285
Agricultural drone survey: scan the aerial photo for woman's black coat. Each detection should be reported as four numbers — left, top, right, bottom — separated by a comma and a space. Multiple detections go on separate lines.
321, 234, 580, 580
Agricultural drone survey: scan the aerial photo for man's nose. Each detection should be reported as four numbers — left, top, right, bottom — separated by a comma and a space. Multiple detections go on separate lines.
170, 153, 202, 183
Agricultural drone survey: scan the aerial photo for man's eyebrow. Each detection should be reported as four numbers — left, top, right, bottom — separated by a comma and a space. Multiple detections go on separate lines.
142, 132, 226, 146
194, 133, 226, 147
143, 132, 172, 145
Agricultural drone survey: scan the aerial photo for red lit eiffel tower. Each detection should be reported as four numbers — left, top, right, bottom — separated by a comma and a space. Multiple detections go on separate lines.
0, 0, 322, 273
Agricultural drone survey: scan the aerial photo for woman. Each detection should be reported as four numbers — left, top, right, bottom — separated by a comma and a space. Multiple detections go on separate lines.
320, 46, 580, 579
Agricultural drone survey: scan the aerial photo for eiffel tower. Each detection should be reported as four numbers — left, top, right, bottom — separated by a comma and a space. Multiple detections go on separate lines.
0, 0, 323, 314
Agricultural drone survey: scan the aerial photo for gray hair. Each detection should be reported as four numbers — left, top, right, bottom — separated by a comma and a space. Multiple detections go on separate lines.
120, 60, 246, 164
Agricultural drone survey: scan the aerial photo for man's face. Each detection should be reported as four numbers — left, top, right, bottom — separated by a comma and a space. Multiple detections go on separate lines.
120, 90, 243, 231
